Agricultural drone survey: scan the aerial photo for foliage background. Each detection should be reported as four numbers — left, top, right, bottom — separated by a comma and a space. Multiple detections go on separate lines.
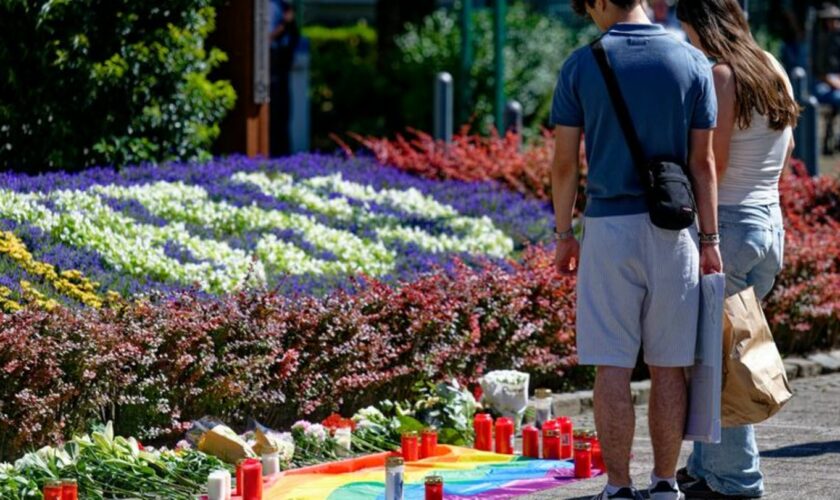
305, 3, 595, 149
0, 0, 235, 171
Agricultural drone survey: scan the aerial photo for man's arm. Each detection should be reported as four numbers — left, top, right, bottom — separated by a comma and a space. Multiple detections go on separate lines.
688, 129, 722, 274
551, 125, 582, 275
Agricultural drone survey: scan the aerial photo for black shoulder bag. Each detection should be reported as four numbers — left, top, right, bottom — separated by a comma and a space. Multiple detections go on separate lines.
591, 39, 697, 231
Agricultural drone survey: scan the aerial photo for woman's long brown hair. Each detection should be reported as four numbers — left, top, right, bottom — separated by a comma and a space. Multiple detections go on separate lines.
676, 0, 800, 130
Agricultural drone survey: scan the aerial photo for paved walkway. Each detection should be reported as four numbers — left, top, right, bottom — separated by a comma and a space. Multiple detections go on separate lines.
525, 373, 840, 499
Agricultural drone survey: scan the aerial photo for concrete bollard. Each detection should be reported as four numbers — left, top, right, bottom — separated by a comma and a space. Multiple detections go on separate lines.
791, 67, 820, 176
434, 72, 454, 144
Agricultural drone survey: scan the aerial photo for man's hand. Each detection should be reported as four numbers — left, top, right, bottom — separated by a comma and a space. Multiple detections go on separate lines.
555, 238, 581, 275
700, 244, 723, 275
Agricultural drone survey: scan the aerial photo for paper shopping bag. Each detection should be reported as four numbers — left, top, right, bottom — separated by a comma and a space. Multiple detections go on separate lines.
721, 287, 793, 427
685, 272, 725, 443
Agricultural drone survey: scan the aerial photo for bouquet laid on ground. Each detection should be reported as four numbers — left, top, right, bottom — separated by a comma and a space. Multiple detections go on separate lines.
0, 378, 486, 498
0, 423, 229, 500
479, 370, 531, 425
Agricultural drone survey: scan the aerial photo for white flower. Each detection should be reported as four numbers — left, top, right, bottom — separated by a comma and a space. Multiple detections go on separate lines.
352, 406, 385, 424
303, 423, 328, 442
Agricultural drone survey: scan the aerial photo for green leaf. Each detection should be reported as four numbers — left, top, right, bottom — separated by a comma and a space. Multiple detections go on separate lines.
396, 415, 425, 434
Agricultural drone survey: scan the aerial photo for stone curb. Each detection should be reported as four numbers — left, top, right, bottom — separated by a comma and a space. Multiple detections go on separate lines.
535, 351, 840, 416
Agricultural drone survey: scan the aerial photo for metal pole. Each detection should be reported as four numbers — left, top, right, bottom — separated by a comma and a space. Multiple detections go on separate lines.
504, 100, 523, 149
459, 0, 474, 126
791, 67, 820, 176
434, 72, 454, 144
294, 0, 303, 26
493, 0, 506, 132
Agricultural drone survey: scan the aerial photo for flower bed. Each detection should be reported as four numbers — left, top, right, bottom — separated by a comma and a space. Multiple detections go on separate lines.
0, 155, 553, 307
0, 244, 581, 461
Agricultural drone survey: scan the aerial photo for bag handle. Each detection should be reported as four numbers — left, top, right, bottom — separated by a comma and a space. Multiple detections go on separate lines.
590, 39, 649, 182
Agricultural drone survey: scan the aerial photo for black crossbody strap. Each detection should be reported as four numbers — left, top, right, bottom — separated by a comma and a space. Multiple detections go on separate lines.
590, 39, 648, 172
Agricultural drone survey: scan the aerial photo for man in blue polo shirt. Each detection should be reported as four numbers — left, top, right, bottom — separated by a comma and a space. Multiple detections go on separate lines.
550, 1, 722, 499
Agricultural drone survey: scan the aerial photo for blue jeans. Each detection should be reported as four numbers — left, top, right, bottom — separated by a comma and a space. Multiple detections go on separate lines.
815, 82, 840, 109
687, 203, 784, 497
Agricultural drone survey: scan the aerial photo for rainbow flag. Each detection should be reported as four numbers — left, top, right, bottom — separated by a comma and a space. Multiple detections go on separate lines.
263, 445, 602, 499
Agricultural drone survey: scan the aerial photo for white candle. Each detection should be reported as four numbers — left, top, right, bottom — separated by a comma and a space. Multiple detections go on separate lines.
335, 427, 352, 456
208, 469, 231, 500
262, 452, 281, 476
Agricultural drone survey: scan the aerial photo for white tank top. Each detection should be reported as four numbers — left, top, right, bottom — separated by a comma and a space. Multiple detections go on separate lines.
717, 53, 793, 207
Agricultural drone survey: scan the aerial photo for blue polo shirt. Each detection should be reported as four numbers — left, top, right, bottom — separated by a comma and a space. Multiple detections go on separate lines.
550, 23, 717, 218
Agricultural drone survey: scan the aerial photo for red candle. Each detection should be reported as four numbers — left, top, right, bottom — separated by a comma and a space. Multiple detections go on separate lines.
420, 428, 438, 459
235, 459, 246, 495
522, 425, 540, 458
242, 459, 263, 500
43, 481, 63, 500
61, 479, 78, 500
401, 431, 420, 462
559, 417, 574, 459
473, 413, 493, 451
494, 417, 514, 455
542, 429, 562, 459
425, 475, 444, 500
574, 442, 593, 479
592, 438, 605, 471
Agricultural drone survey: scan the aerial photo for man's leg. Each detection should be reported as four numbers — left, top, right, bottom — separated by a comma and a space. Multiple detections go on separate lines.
594, 366, 635, 487
648, 366, 687, 479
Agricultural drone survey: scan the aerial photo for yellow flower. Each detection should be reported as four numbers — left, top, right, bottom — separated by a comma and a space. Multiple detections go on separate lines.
0, 231, 108, 308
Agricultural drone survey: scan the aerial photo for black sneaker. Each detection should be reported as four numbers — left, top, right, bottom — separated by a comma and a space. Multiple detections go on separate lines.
679, 479, 763, 499
649, 480, 685, 500
677, 467, 696, 485
592, 487, 645, 499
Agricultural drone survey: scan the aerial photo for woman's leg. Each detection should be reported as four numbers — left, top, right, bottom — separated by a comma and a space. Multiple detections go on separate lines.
685, 205, 783, 496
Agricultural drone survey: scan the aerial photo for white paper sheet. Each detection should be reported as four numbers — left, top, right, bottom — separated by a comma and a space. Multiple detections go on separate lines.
684, 272, 725, 443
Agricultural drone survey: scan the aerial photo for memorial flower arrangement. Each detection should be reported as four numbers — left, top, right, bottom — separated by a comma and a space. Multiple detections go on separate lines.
0, 423, 230, 500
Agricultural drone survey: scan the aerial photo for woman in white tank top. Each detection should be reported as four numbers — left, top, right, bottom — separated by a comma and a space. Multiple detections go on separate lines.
677, 0, 800, 498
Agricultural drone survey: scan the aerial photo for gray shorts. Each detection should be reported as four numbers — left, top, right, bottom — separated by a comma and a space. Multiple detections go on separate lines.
576, 213, 700, 368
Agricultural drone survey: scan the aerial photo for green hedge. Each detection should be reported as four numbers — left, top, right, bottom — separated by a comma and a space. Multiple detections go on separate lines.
304, 22, 386, 150
395, 4, 592, 135
0, 0, 235, 171
305, 5, 592, 147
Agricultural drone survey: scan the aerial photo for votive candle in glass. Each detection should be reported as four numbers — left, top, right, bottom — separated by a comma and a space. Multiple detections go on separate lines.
242, 459, 263, 500
424, 474, 444, 500
522, 425, 540, 458
473, 413, 493, 451
559, 417, 574, 459
401, 431, 420, 462
420, 428, 438, 459
574, 441, 593, 479
494, 417, 514, 455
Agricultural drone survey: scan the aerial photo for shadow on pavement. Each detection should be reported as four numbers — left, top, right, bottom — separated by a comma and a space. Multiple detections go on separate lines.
760, 440, 840, 458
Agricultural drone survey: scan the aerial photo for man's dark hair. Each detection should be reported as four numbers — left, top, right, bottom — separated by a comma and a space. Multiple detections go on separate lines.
571, 0, 640, 16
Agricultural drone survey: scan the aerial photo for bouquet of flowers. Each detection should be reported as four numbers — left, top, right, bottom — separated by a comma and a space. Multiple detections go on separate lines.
479, 370, 530, 425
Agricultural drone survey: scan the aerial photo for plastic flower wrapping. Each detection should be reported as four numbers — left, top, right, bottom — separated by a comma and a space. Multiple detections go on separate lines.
479, 370, 531, 424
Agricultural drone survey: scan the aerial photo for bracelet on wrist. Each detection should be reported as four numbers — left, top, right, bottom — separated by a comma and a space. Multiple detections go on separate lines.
699, 232, 720, 246
553, 227, 575, 241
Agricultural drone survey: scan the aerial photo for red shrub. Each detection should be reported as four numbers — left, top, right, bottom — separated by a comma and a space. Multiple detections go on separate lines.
353, 128, 587, 206
765, 162, 840, 352
0, 245, 581, 460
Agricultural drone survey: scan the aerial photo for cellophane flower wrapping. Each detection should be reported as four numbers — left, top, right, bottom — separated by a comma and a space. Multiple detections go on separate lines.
479, 370, 530, 425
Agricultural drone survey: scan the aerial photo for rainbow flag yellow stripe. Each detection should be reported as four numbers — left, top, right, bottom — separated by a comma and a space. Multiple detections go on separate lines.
263, 445, 600, 500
